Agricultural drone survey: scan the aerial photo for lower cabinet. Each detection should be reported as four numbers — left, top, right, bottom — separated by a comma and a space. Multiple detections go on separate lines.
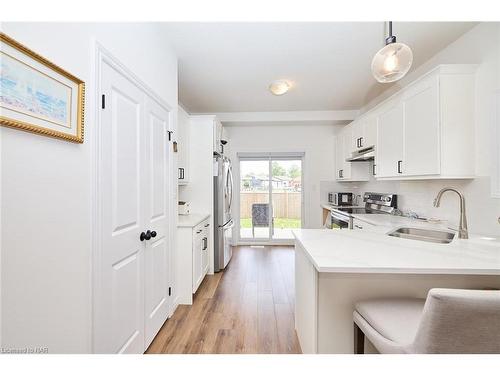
352, 218, 379, 233
178, 216, 210, 305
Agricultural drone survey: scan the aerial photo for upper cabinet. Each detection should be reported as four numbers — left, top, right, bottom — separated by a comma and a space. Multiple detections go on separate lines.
377, 74, 441, 178
351, 115, 377, 152
493, 89, 500, 198
213, 118, 223, 154
402, 74, 441, 176
335, 123, 370, 182
177, 106, 190, 185
376, 99, 404, 177
342, 64, 477, 181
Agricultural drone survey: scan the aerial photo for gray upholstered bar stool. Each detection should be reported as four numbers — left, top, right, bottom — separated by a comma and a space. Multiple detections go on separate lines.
353, 288, 500, 354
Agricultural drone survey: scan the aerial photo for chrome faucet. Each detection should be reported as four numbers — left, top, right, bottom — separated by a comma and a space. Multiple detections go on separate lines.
433, 188, 468, 239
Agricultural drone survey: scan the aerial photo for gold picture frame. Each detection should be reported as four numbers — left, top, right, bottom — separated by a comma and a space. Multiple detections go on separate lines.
0, 32, 85, 143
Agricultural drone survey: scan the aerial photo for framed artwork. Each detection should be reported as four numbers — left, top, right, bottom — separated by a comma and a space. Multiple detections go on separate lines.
0, 32, 85, 143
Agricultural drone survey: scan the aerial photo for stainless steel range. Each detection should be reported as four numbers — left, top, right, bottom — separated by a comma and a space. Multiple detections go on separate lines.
330, 192, 398, 229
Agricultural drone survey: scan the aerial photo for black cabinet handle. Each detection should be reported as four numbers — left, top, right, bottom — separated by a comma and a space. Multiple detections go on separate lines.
204, 223, 210, 227
140, 230, 152, 241
151, 231, 157, 238
178, 168, 185, 180
196, 229, 202, 234
397, 160, 403, 174
373, 164, 377, 176
202, 237, 208, 250
360, 137, 363, 148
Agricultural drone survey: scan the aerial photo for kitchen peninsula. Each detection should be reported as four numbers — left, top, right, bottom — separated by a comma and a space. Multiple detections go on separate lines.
293, 228, 500, 354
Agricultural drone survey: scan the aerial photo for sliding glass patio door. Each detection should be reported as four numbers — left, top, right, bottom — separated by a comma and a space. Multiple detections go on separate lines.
238, 153, 303, 243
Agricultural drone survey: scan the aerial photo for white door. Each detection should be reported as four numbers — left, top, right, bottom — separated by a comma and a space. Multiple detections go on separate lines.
143, 97, 171, 348
377, 101, 404, 177
98, 61, 145, 354
97, 59, 172, 353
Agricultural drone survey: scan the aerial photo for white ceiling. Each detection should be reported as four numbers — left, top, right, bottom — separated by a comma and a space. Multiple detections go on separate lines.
163, 22, 476, 113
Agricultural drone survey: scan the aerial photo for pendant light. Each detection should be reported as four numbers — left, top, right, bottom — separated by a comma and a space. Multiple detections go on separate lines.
371, 21, 413, 83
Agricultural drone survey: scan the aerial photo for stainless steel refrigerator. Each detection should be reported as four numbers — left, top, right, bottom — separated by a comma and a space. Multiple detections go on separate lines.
213, 154, 234, 272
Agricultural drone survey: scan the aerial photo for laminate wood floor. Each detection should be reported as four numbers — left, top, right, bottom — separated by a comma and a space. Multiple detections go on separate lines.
146, 245, 302, 354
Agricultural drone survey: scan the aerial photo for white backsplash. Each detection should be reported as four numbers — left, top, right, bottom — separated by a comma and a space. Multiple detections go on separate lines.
320, 172, 500, 236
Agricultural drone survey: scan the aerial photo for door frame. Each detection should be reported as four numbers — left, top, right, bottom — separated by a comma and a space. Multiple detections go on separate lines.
91, 42, 175, 353
235, 152, 305, 246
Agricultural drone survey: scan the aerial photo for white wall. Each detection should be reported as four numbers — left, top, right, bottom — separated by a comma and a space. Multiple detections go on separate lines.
325, 22, 500, 236
225, 123, 336, 237
0, 23, 178, 353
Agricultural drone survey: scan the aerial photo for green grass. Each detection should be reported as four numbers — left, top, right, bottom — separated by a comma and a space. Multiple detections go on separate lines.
240, 218, 301, 229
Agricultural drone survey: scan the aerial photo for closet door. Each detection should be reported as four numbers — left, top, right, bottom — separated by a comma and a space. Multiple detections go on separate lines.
98, 61, 145, 354
97, 58, 172, 354
143, 97, 171, 348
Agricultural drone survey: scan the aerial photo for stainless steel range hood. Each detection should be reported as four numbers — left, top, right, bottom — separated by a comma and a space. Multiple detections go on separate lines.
346, 146, 375, 162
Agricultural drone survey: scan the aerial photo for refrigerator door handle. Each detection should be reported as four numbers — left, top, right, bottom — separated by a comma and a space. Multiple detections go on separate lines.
220, 218, 233, 228
224, 219, 235, 230
228, 166, 234, 211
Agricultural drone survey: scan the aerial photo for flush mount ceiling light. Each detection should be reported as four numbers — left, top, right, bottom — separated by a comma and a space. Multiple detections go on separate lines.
371, 21, 413, 83
269, 80, 291, 96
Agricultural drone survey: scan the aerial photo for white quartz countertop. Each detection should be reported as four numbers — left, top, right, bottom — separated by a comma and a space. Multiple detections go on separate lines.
293, 229, 500, 275
177, 213, 210, 228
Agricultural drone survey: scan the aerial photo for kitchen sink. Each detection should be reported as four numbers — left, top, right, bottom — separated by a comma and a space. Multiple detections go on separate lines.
388, 227, 456, 244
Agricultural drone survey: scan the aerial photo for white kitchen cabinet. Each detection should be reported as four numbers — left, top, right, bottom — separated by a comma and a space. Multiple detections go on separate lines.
181, 115, 225, 274
178, 216, 211, 304
351, 116, 377, 152
351, 120, 363, 151
341, 124, 353, 179
351, 218, 387, 234
201, 222, 210, 275
363, 116, 378, 150
192, 225, 203, 293
214, 118, 223, 154
177, 106, 190, 184
374, 64, 477, 180
335, 124, 370, 182
493, 89, 500, 198
376, 100, 404, 177
402, 74, 440, 176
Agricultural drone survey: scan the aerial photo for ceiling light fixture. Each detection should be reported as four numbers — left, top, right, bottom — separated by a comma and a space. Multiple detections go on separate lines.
371, 21, 413, 83
269, 80, 291, 96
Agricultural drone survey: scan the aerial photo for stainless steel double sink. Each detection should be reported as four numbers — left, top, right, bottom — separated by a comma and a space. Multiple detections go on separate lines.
388, 227, 456, 244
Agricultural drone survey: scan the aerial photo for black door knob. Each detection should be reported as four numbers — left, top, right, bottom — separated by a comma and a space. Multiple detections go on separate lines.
140, 230, 152, 241
151, 231, 157, 238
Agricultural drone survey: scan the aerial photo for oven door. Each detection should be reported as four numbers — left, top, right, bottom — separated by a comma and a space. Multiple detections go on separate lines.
330, 211, 351, 229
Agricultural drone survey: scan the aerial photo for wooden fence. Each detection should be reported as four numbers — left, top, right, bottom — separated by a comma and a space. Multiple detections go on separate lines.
240, 191, 301, 219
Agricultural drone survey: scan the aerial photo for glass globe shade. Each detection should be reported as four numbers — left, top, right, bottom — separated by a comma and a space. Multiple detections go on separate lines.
269, 80, 291, 95
371, 42, 413, 83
